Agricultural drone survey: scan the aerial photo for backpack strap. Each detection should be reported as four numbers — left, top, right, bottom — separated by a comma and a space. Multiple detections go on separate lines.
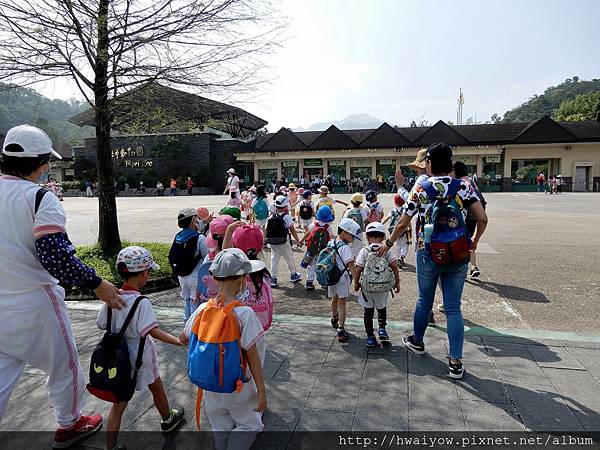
113, 295, 146, 340
447, 178, 461, 199
34, 188, 49, 214
333, 239, 351, 280
419, 180, 438, 202
195, 387, 204, 430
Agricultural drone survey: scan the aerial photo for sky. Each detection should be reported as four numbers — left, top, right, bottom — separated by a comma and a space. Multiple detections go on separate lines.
35, 0, 600, 132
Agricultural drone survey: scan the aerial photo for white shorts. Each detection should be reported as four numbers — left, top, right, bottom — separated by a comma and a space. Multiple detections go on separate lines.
328, 274, 352, 299
255, 218, 267, 228
300, 219, 312, 228
357, 291, 389, 309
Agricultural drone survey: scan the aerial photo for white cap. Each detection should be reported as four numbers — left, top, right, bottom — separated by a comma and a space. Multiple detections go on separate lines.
210, 248, 265, 277
227, 168, 236, 174
116, 246, 160, 273
338, 218, 362, 240
2, 124, 62, 159
365, 222, 386, 235
178, 207, 198, 220
274, 195, 289, 208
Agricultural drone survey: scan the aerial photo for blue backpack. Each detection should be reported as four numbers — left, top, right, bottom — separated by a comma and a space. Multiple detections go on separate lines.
421, 178, 471, 266
168, 229, 201, 276
253, 198, 269, 220
188, 299, 248, 429
315, 239, 349, 287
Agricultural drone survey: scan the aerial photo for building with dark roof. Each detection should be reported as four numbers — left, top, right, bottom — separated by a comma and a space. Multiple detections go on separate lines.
236, 116, 600, 192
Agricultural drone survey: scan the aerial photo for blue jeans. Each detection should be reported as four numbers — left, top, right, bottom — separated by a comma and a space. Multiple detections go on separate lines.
414, 249, 468, 359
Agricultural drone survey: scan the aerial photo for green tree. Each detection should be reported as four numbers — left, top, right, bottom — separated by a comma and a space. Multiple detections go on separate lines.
554, 92, 600, 121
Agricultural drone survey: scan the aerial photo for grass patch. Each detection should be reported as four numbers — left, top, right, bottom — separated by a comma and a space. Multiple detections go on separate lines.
76, 241, 173, 283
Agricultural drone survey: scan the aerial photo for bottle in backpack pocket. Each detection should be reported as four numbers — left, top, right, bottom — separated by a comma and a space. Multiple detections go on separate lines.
424, 224, 434, 244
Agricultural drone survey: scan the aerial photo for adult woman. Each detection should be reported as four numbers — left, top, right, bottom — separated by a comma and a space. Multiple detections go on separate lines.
382, 142, 488, 379
224, 168, 240, 195
0, 125, 125, 447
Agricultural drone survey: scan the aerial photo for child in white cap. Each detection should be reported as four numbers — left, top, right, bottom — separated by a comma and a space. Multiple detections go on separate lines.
96, 246, 184, 450
328, 218, 360, 342
181, 248, 267, 450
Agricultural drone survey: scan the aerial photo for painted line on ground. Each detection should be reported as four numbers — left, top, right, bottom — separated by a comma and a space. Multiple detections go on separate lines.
66, 302, 600, 343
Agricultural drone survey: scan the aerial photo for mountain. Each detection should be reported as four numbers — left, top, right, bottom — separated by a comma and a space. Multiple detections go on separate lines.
294, 113, 386, 131
0, 83, 91, 145
501, 76, 600, 123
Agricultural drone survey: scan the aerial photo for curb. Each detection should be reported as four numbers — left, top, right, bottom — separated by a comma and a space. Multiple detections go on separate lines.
64, 276, 178, 300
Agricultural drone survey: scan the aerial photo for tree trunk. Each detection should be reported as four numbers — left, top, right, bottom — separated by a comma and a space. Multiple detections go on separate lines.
95, 0, 121, 255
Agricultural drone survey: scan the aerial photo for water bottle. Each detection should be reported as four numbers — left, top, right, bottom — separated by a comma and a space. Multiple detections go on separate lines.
424, 224, 434, 244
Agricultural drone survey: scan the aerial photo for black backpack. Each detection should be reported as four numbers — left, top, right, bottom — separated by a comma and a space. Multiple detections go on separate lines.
168, 229, 202, 276
87, 296, 146, 403
265, 213, 289, 245
299, 201, 314, 220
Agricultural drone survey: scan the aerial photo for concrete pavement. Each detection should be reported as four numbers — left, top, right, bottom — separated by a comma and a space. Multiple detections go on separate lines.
3, 302, 600, 445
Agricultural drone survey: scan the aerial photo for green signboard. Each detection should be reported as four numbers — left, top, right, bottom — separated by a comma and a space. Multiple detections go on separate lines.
304, 158, 323, 167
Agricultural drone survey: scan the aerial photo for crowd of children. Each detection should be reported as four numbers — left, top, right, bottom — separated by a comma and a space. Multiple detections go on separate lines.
88, 181, 420, 449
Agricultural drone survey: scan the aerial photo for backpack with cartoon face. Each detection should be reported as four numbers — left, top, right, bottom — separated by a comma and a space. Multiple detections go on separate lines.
366, 203, 383, 224
299, 200, 314, 220
422, 178, 471, 266
87, 296, 146, 403
361, 251, 395, 293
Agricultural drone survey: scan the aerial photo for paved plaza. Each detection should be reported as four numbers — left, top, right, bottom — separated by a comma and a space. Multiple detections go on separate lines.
3, 192, 600, 445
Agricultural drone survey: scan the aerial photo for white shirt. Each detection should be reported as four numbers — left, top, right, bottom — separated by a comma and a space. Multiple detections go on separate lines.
226, 175, 240, 193
184, 302, 266, 372
0, 175, 65, 295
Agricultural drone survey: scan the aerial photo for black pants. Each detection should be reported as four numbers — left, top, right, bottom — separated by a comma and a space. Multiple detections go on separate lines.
364, 306, 387, 336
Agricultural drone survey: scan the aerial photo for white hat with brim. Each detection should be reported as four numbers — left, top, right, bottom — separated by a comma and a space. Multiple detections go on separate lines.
116, 246, 160, 273
2, 124, 62, 160
178, 207, 198, 220
365, 222, 386, 235
227, 168, 236, 174
210, 248, 265, 277
338, 218, 362, 240
275, 195, 289, 208
407, 148, 428, 170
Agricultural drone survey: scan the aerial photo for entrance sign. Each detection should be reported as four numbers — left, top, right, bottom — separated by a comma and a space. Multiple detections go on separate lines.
304, 158, 323, 167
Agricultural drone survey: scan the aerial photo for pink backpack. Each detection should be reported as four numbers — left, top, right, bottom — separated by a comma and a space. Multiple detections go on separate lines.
241, 274, 273, 331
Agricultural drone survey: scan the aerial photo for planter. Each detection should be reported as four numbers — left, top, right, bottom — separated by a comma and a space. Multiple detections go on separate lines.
65, 275, 178, 301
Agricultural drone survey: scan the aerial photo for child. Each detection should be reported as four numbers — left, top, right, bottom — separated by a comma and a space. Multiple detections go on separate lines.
206, 215, 235, 260
327, 218, 360, 342
298, 205, 335, 291
365, 190, 384, 224
223, 222, 274, 331
181, 249, 267, 449
172, 208, 209, 322
314, 185, 348, 219
219, 206, 242, 221
227, 187, 241, 208
251, 185, 270, 233
342, 192, 368, 259
287, 183, 299, 221
382, 194, 411, 269
354, 223, 400, 348
298, 190, 315, 232
97, 246, 184, 450
265, 195, 302, 288
240, 186, 256, 220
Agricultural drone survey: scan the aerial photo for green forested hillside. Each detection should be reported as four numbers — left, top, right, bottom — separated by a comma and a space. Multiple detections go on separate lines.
0, 83, 91, 144
501, 77, 600, 123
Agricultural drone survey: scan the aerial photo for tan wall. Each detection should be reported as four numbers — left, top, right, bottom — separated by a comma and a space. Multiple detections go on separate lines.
503, 143, 600, 177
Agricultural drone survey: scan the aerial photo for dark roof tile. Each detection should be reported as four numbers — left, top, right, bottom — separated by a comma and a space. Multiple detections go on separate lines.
308, 125, 357, 149
360, 122, 411, 148
513, 115, 576, 143
413, 120, 470, 146
256, 127, 306, 151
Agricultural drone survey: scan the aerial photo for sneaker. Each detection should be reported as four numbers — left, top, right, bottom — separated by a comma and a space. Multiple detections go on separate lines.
330, 314, 339, 329
337, 328, 349, 343
470, 267, 481, 278
53, 414, 102, 449
403, 335, 425, 355
305, 280, 315, 291
438, 303, 445, 314
378, 328, 391, 346
366, 335, 377, 348
449, 359, 465, 379
270, 277, 278, 288
428, 311, 436, 326
160, 407, 185, 433
290, 272, 302, 283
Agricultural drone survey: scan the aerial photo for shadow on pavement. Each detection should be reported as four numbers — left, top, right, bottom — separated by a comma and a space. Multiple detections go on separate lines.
468, 279, 549, 303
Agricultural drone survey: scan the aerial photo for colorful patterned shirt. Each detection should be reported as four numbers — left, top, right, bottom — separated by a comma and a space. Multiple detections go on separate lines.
405, 175, 480, 250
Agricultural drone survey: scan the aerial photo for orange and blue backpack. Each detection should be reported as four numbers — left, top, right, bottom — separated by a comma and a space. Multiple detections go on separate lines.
188, 298, 247, 429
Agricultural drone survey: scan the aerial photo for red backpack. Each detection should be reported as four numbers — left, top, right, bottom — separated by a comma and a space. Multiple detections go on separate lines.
306, 224, 330, 256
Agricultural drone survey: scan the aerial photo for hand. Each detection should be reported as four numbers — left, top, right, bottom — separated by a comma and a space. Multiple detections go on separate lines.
471, 239, 479, 252
205, 212, 215, 223
353, 282, 360, 292
394, 282, 400, 293
377, 244, 390, 257
94, 279, 126, 310
255, 389, 267, 412
395, 170, 405, 187
179, 332, 189, 345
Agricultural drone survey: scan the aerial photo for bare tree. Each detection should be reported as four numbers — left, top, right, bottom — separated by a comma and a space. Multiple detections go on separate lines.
0, 0, 282, 253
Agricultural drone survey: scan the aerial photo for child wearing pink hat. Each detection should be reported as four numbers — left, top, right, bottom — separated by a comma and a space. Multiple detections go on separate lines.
223, 222, 274, 331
